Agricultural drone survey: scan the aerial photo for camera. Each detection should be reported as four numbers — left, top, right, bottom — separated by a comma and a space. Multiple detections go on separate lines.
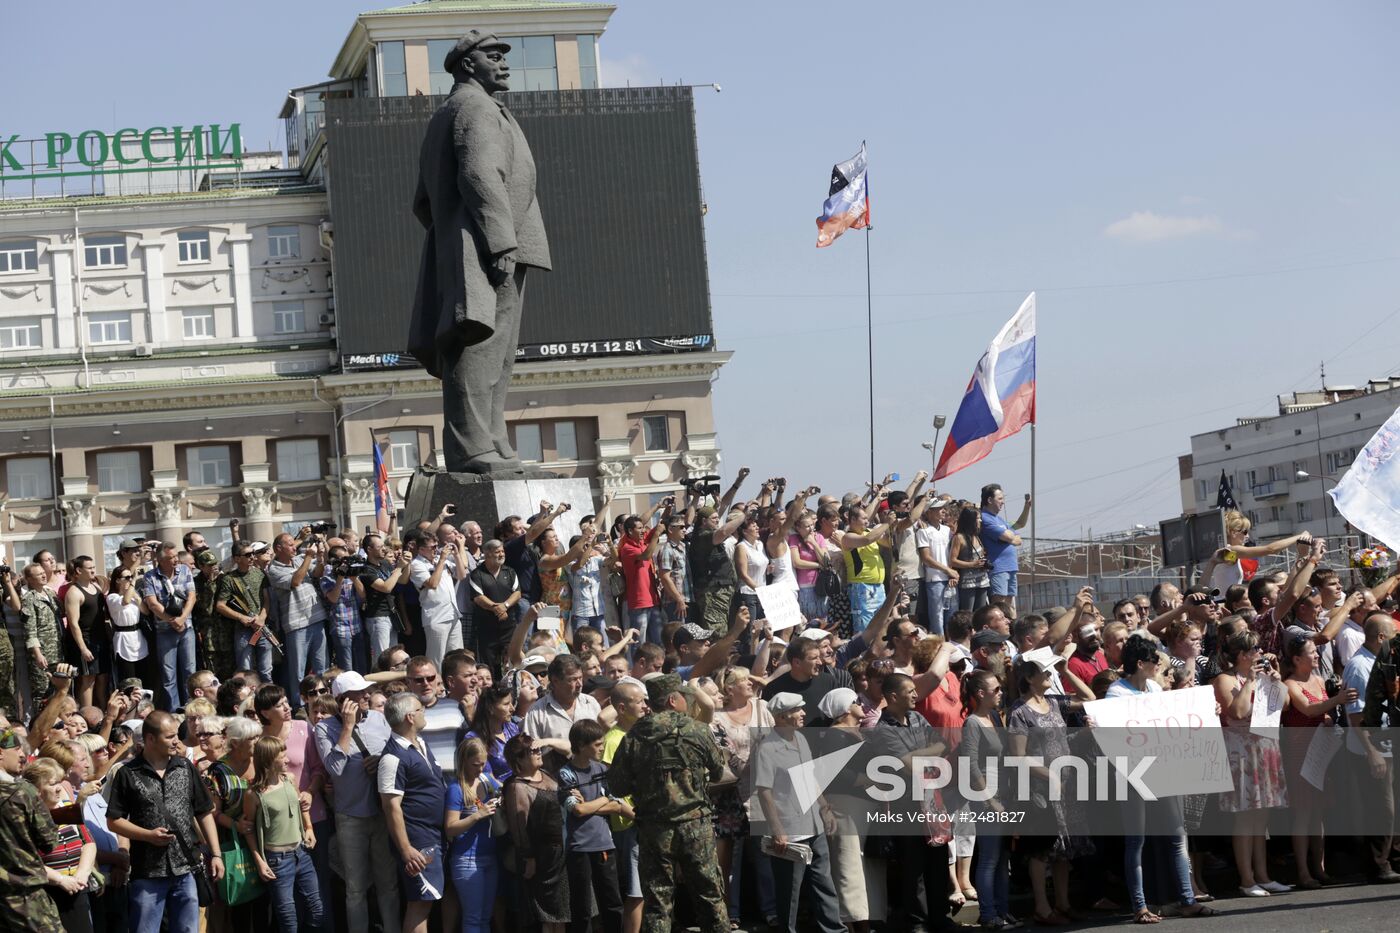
332, 556, 369, 577
0, 566, 11, 577
680, 474, 722, 498
308, 520, 337, 536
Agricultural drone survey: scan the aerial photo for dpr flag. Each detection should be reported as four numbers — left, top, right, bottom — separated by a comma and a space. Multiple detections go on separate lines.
815, 144, 870, 247
935, 293, 1037, 481
372, 438, 394, 533
1329, 405, 1400, 549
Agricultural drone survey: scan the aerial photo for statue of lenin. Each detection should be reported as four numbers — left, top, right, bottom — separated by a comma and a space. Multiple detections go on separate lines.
408, 30, 551, 474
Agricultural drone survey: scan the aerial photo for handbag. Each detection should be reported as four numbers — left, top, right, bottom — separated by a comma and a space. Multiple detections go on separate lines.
218, 832, 264, 906
815, 567, 842, 601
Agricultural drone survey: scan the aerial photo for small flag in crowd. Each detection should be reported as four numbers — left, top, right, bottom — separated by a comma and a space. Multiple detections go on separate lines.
815, 143, 870, 247
372, 439, 394, 533
935, 293, 1037, 481
1329, 405, 1400, 549
1216, 470, 1238, 510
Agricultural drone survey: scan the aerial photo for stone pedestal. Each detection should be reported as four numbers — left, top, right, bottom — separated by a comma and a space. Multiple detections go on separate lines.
402, 468, 595, 542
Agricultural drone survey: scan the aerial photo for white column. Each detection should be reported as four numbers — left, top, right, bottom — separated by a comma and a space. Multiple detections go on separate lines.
140, 239, 167, 344
227, 234, 253, 338
48, 243, 76, 349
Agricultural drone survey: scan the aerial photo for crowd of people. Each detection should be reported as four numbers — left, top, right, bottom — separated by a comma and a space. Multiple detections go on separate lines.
3, 466, 1400, 933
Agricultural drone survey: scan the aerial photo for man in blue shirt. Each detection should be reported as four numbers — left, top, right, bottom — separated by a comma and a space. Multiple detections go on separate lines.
138, 543, 197, 711
316, 671, 400, 933
379, 691, 447, 933
978, 484, 1032, 616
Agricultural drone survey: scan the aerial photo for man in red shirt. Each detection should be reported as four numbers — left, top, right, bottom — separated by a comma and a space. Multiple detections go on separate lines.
1066, 621, 1108, 686
617, 497, 674, 646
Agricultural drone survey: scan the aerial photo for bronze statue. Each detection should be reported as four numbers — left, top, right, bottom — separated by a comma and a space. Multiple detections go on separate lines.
408, 30, 551, 474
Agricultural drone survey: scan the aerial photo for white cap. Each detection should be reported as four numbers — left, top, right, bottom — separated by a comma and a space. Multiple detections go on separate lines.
521, 654, 550, 671
640, 671, 666, 682
331, 671, 372, 698
768, 692, 805, 715
797, 627, 832, 642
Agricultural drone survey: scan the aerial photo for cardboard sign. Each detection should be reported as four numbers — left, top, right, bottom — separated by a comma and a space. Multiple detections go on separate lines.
1085, 686, 1234, 797
756, 584, 803, 632
1250, 678, 1288, 735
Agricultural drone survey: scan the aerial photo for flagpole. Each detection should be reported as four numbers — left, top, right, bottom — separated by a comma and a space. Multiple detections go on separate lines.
1029, 422, 1037, 611
865, 226, 875, 485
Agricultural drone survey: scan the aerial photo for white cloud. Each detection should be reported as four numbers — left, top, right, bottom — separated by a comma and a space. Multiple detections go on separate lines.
601, 54, 655, 88
1103, 210, 1231, 242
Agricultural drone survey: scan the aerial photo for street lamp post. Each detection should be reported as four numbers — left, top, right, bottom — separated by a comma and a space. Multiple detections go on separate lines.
923, 414, 947, 478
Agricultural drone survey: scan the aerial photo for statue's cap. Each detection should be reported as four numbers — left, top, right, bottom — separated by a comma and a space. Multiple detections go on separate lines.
445, 30, 511, 73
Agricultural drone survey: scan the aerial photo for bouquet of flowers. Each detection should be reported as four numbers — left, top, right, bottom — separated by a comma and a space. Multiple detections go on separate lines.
1352, 546, 1393, 587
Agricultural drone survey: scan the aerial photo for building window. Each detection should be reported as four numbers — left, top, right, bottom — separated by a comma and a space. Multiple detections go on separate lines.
1326, 449, 1357, 473
1198, 480, 1210, 501
1246, 509, 1259, 525
267, 225, 300, 259
17, 539, 62, 566
387, 430, 420, 471
576, 35, 598, 89
515, 423, 542, 462
177, 230, 210, 264
0, 241, 38, 274
642, 415, 669, 452
83, 235, 127, 269
555, 421, 578, 461
0, 318, 41, 349
1269, 505, 1282, 523
428, 38, 456, 95
380, 40, 408, 97
272, 301, 305, 334
5, 457, 51, 500
186, 445, 232, 487
1267, 465, 1281, 482
182, 308, 215, 340
1244, 470, 1256, 488
87, 312, 132, 345
503, 35, 558, 91
1297, 500, 1312, 523
96, 451, 143, 493
276, 439, 321, 481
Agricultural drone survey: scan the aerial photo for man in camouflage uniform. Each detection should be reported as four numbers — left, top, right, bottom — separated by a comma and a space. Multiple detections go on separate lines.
607, 673, 727, 933
0, 727, 64, 930
193, 550, 234, 680
20, 565, 61, 702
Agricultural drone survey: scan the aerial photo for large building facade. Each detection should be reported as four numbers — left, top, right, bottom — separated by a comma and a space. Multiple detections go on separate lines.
0, 0, 728, 569
1181, 378, 1400, 542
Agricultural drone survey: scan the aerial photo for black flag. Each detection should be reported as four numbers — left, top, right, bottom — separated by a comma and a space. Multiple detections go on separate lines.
1215, 469, 1238, 510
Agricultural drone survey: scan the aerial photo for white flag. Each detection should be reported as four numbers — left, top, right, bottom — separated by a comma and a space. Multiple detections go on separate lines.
1329, 405, 1400, 549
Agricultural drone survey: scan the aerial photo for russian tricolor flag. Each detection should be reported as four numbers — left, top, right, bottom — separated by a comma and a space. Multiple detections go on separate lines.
934, 293, 1037, 481
815, 144, 870, 248
372, 439, 394, 533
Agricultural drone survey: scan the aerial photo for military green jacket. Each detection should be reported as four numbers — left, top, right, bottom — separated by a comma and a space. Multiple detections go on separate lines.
0, 777, 62, 891
607, 710, 723, 825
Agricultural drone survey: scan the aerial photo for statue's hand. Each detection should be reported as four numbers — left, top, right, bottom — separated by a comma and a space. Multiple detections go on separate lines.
489, 251, 517, 287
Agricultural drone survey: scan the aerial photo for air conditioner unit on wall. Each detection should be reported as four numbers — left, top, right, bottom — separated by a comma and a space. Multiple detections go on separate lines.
318, 313, 335, 325
134, 346, 153, 357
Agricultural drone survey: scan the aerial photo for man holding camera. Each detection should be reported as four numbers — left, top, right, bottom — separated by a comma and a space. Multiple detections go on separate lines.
408, 529, 468, 671
361, 535, 413, 663
321, 544, 368, 673
266, 530, 329, 707
138, 544, 198, 711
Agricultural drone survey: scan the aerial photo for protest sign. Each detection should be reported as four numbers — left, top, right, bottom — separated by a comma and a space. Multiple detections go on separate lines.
1302, 725, 1344, 790
756, 584, 803, 632
1085, 686, 1234, 797
1251, 678, 1287, 735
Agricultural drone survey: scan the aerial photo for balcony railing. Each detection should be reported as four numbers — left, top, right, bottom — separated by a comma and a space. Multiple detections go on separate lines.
1251, 479, 1289, 500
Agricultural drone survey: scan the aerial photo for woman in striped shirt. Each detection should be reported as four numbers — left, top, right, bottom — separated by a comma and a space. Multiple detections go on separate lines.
23, 756, 97, 933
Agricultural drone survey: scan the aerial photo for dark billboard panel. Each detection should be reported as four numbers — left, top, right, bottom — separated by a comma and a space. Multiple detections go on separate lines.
324, 86, 713, 368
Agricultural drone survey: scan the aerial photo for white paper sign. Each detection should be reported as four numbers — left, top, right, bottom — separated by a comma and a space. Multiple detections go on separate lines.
1085, 686, 1234, 797
535, 605, 561, 633
756, 584, 803, 632
1301, 725, 1344, 790
1250, 678, 1288, 735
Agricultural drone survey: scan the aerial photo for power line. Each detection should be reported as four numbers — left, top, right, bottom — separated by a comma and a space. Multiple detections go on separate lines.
713, 255, 1400, 301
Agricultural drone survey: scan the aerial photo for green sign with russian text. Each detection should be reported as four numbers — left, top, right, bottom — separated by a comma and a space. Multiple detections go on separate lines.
0, 124, 244, 181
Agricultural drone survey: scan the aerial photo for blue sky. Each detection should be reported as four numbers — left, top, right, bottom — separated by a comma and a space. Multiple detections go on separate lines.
8, 1, 1400, 539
